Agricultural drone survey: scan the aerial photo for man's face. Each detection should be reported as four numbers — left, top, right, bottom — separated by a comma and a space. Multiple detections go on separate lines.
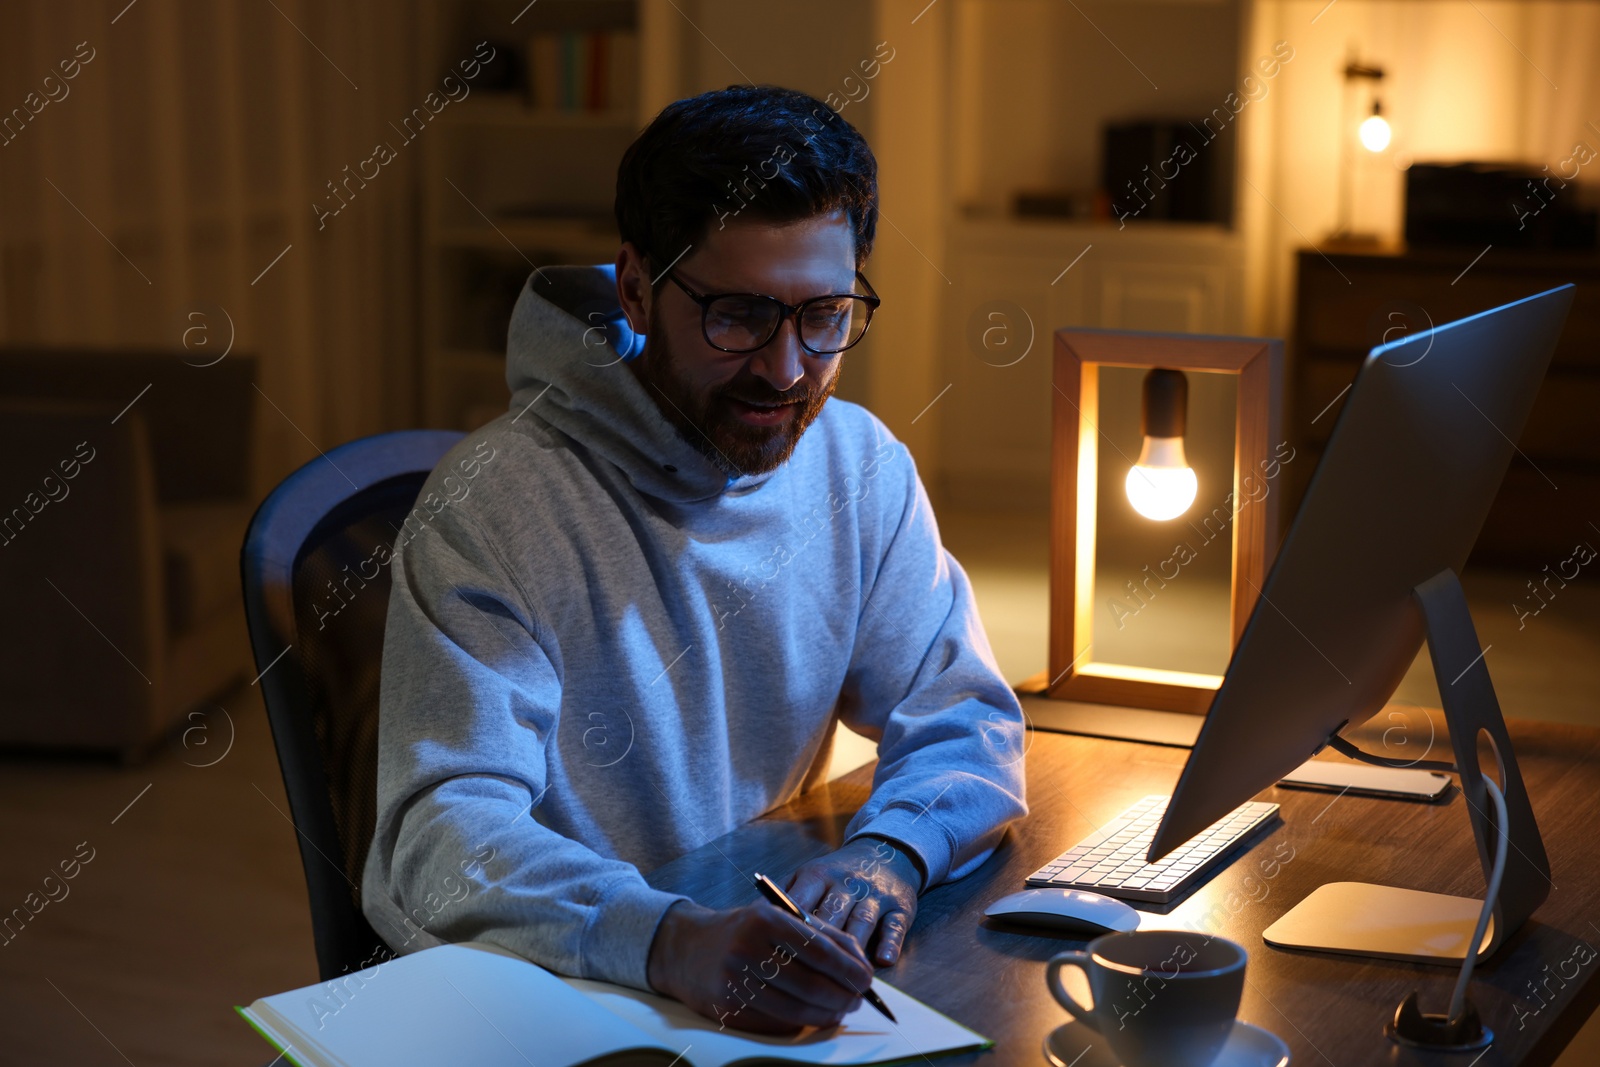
624, 212, 857, 477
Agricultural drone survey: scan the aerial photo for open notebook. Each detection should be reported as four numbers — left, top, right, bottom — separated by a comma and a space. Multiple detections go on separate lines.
237, 941, 992, 1067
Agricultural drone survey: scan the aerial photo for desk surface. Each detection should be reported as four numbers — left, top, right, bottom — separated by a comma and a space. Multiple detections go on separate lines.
645, 709, 1600, 1067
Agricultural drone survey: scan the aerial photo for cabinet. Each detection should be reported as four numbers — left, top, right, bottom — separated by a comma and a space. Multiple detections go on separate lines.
1291, 246, 1600, 565
939, 215, 1244, 509
929, 0, 1248, 510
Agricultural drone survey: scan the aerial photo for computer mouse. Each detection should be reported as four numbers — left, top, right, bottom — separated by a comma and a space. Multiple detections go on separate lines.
983, 888, 1142, 935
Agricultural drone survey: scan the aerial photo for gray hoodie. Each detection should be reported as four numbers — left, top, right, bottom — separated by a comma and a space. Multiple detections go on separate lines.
360, 263, 1029, 992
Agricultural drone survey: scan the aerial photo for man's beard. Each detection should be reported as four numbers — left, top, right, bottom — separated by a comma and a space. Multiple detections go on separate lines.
628, 300, 839, 477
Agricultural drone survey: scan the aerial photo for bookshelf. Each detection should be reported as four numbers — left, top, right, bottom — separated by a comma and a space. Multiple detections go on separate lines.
419, 0, 659, 429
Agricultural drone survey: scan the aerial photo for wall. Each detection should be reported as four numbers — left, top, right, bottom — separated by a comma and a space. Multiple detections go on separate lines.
952, 0, 1243, 215
0, 0, 423, 492
1242, 0, 1600, 338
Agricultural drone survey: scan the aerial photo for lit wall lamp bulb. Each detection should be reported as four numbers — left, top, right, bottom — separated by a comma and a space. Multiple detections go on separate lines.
1126, 368, 1198, 521
1359, 100, 1391, 153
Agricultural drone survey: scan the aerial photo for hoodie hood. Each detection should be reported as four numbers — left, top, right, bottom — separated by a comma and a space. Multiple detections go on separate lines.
505, 263, 780, 504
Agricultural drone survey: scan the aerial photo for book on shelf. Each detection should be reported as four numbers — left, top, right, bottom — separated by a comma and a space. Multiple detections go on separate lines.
526, 29, 639, 115
237, 940, 992, 1067
586, 30, 605, 111
530, 31, 561, 111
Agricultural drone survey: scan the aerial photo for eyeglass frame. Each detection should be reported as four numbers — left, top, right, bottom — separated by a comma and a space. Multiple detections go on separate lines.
663, 268, 881, 356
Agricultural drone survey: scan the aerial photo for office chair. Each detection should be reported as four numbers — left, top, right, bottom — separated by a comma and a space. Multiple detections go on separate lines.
241, 429, 463, 982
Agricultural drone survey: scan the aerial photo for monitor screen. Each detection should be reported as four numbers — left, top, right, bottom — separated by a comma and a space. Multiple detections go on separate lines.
1150, 284, 1575, 861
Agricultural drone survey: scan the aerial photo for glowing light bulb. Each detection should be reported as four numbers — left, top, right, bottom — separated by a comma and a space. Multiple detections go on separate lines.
1126, 436, 1198, 521
1127, 368, 1198, 521
1359, 112, 1391, 153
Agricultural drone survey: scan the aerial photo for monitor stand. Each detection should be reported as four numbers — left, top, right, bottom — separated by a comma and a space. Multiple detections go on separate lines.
1262, 568, 1551, 966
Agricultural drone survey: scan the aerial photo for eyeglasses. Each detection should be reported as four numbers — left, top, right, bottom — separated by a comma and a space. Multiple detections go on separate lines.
666, 269, 880, 355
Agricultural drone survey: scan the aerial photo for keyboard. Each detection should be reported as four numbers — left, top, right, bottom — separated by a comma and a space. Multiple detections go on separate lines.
1025, 795, 1279, 904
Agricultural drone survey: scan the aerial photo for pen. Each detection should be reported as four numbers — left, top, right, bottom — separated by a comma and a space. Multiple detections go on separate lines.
752, 871, 898, 1024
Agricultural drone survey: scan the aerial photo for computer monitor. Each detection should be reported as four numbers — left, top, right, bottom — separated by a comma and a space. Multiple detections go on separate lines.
1150, 284, 1574, 963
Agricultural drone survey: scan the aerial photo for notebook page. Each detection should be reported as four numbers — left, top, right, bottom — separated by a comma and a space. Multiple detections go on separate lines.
248, 942, 669, 1067
563, 976, 991, 1067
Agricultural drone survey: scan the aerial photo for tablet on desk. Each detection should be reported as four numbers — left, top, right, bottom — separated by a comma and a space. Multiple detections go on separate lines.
1278, 759, 1451, 802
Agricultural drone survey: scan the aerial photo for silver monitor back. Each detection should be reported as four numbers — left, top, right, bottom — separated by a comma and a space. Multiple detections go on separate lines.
1150, 284, 1576, 861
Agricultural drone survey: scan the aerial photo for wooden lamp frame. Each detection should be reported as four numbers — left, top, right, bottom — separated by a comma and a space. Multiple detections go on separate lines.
1047, 329, 1284, 714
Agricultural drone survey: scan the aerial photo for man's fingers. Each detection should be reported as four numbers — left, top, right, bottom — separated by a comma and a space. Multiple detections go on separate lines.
761, 936, 866, 1015
804, 910, 871, 966
772, 913, 872, 1003
762, 952, 865, 1017
844, 895, 881, 951
812, 887, 854, 929
727, 978, 858, 1032
718, 1009, 802, 1037
871, 909, 911, 966
784, 872, 828, 916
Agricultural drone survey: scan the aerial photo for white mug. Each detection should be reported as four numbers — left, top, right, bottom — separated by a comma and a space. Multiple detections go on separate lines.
1047, 930, 1246, 1067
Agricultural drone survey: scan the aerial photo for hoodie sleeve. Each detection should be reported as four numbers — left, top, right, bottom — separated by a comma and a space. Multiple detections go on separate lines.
361, 498, 690, 992
834, 442, 1030, 889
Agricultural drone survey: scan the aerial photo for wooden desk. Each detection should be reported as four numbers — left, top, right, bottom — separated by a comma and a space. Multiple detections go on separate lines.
645, 711, 1600, 1067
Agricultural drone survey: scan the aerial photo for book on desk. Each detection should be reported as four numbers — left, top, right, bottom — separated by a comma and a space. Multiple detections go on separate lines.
237, 940, 991, 1067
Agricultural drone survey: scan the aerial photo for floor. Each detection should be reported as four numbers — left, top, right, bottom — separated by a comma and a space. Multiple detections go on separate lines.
1, 507, 1596, 1064
0, 674, 313, 1065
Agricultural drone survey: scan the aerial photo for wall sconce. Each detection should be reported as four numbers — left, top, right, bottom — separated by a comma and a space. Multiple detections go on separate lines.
1334, 56, 1388, 241
1043, 330, 1284, 714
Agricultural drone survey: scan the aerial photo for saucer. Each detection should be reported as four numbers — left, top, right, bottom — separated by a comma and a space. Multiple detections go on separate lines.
1044, 1019, 1290, 1067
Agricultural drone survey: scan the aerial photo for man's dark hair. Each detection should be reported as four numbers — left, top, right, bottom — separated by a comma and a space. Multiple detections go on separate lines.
614, 84, 878, 281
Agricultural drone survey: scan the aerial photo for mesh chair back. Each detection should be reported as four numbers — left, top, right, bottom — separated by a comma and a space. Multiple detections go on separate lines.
241, 430, 463, 981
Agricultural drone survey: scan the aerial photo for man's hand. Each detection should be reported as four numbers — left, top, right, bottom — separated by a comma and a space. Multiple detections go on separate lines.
646, 899, 875, 1034
783, 836, 921, 967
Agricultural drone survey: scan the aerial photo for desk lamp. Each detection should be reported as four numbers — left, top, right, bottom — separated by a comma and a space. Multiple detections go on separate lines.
1046, 330, 1283, 714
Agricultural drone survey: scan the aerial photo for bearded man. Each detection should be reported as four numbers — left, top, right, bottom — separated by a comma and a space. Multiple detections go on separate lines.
363, 83, 1028, 1034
